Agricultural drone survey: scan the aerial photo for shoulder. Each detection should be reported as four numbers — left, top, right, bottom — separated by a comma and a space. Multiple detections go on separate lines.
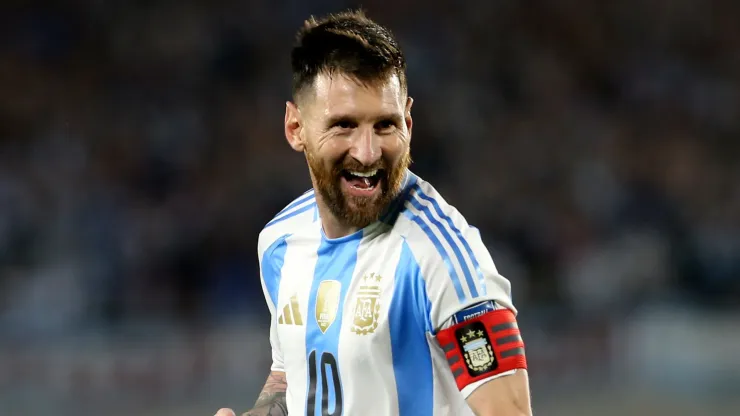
393, 174, 476, 264
258, 188, 318, 261
393, 175, 513, 318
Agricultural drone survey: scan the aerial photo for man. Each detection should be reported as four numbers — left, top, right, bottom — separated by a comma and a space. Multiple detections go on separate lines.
217, 10, 531, 416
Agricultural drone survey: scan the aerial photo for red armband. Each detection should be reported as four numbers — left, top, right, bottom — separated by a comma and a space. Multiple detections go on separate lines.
436, 308, 527, 391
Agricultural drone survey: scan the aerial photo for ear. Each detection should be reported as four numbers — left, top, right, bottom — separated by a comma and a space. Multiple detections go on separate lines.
284, 101, 305, 152
404, 96, 414, 137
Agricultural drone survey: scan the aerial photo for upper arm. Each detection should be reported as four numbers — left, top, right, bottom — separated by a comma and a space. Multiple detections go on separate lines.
403, 209, 516, 328
403, 205, 515, 330
466, 369, 532, 416
401, 197, 528, 401
267, 315, 284, 372
256, 192, 314, 375
258, 233, 291, 372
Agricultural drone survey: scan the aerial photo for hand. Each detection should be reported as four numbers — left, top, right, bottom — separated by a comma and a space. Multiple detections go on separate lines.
214, 409, 236, 416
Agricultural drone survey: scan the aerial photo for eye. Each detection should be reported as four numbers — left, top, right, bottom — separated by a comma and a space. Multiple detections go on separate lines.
375, 119, 397, 132
332, 120, 356, 130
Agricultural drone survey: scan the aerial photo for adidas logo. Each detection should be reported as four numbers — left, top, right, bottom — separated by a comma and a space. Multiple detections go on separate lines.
278, 295, 303, 325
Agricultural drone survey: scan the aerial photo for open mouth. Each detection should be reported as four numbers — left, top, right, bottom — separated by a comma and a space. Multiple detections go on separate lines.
341, 169, 383, 194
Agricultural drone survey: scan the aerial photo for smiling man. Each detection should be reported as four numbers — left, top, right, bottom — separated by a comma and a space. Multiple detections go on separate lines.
216, 9, 531, 416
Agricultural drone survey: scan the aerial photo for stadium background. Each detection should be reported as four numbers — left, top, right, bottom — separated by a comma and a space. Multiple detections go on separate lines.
1, 0, 739, 414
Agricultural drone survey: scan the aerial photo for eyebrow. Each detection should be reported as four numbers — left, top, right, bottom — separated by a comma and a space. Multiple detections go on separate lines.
326, 113, 403, 127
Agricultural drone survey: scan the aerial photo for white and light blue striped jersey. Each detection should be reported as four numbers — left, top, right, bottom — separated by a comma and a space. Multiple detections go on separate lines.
258, 172, 517, 416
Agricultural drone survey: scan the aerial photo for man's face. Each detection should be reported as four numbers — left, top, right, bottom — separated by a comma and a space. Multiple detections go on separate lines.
296, 73, 412, 228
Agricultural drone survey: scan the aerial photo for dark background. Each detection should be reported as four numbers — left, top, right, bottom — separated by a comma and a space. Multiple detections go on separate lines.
0, 0, 738, 414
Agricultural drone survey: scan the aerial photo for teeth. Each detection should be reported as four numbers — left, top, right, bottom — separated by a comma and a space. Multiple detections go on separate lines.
349, 169, 378, 178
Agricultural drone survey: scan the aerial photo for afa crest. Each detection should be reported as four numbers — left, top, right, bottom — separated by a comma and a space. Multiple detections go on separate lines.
351, 273, 382, 335
456, 321, 497, 376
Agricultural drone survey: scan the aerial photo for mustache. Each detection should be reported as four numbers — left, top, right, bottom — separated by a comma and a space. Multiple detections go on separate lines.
333, 159, 388, 174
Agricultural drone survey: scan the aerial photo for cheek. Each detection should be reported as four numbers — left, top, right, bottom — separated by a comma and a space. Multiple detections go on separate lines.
383, 136, 410, 163
312, 141, 349, 168
326, 141, 351, 164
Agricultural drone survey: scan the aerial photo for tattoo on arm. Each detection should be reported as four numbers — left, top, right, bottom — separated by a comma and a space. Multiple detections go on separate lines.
242, 372, 288, 416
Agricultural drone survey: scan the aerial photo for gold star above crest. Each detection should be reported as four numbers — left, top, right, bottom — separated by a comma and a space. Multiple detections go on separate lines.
466, 329, 476, 339
477, 330, 484, 337
362, 273, 383, 283
460, 335, 468, 342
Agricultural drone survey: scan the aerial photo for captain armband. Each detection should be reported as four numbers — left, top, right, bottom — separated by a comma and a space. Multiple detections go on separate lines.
436, 306, 527, 391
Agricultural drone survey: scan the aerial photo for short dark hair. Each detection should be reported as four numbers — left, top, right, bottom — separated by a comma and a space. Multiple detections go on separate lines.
290, 10, 407, 102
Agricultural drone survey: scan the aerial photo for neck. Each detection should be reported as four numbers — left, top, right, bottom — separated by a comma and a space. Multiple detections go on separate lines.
316, 202, 362, 239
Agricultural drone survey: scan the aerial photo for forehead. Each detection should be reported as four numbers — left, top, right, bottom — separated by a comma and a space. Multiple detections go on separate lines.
307, 73, 405, 120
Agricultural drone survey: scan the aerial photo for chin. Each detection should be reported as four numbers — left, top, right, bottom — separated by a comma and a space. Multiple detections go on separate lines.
342, 198, 386, 227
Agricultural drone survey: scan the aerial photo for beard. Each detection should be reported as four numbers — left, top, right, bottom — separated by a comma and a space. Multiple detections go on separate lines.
306, 149, 411, 229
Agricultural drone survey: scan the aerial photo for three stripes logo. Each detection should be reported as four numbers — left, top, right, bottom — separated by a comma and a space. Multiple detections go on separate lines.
278, 295, 303, 326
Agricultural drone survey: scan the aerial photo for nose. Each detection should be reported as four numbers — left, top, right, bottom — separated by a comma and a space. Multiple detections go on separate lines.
349, 127, 381, 166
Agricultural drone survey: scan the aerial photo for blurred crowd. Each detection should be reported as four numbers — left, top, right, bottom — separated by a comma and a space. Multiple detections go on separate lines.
0, 0, 738, 338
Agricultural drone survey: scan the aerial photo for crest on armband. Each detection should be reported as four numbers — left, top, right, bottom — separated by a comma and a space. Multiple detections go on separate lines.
455, 321, 497, 376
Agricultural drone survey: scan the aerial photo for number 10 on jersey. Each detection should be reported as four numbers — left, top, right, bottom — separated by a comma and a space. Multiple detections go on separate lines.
306, 350, 343, 416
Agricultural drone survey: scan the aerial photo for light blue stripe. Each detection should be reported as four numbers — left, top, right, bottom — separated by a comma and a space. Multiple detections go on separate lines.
261, 235, 290, 308
275, 189, 314, 218
408, 190, 477, 299
403, 208, 467, 303
304, 232, 362, 415
415, 188, 486, 295
265, 202, 316, 228
408, 187, 478, 299
389, 240, 434, 415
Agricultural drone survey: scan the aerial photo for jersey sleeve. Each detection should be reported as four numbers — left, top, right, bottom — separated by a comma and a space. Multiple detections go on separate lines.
257, 188, 315, 374
258, 232, 288, 373
403, 207, 526, 398
405, 218, 516, 330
